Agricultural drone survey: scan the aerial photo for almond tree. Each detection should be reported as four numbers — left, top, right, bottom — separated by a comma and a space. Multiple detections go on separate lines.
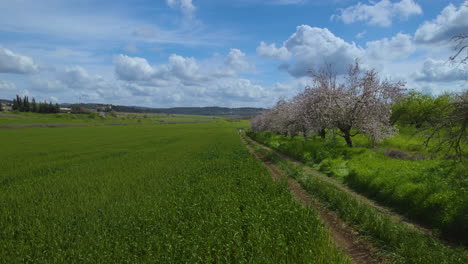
251, 61, 405, 147
328, 62, 405, 146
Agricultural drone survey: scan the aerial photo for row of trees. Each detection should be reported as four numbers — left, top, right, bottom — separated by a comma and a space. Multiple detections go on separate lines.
251, 61, 405, 147
12, 95, 60, 113
251, 61, 467, 158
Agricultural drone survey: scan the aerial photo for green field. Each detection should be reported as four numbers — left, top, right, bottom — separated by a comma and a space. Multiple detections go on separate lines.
0, 112, 222, 127
0, 122, 349, 263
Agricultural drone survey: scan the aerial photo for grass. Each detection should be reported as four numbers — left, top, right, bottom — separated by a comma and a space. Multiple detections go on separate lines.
243, 134, 468, 264
246, 129, 468, 245
0, 122, 350, 263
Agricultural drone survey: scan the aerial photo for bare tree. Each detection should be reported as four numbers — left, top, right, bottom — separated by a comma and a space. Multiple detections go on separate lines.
422, 90, 467, 160
449, 34, 468, 64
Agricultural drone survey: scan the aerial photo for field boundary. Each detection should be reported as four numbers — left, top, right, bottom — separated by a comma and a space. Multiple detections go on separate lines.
240, 134, 385, 264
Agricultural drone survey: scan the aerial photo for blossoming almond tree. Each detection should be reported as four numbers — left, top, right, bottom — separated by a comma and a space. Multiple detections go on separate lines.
251, 61, 405, 147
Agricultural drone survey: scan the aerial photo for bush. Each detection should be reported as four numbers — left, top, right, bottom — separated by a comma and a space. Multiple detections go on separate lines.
88, 112, 98, 119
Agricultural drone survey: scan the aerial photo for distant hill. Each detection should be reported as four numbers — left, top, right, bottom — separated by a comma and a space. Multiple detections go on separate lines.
1, 99, 264, 116
0, 99, 12, 105
109, 105, 264, 116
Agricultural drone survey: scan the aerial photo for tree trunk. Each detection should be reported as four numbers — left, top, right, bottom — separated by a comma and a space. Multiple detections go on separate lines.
319, 129, 326, 139
340, 128, 353, 147
344, 133, 353, 147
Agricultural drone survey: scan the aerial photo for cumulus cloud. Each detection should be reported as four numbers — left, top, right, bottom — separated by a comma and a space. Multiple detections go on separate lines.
365, 33, 415, 60
414, 59, 468, 82
0, 46, 40, 74
112, 50, 271, 106
114, 55, 158, 81
166, 0, 196, 18
414, 2, 468, 44
224, 48, 254, 73
332, 0, 422, 27
168, 54, 207, 84
279, 25, 363, 76
257, 42, 292, 60
0, 80, 16, 91
213, 78, 268, 101
114, 48, 254, 84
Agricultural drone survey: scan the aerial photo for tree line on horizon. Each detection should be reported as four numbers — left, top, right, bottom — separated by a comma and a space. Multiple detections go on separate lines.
11, 95, 60, 113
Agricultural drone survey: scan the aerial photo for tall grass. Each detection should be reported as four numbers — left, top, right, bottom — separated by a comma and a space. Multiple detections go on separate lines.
247, 130, 468, 244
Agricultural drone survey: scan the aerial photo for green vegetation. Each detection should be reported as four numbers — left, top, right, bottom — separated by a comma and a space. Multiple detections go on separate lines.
390, 90, 452, 128
242, 134, 468, 264
0, 122, 349, 263
11, 95, 60, 113
246, 129, 467, 244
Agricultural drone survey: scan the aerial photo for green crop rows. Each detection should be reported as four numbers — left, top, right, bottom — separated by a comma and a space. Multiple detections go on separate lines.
0, 122, 349, 263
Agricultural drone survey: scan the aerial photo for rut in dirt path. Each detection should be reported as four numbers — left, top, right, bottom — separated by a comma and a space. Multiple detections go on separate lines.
245, 135, 437, 238
240, 135, 386, 264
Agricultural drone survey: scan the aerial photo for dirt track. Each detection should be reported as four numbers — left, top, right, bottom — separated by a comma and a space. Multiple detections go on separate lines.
240, 135, 385, 264
246, 135, 436, 237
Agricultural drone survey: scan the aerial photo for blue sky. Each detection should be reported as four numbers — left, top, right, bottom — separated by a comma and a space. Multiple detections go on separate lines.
0, 0, 467, 107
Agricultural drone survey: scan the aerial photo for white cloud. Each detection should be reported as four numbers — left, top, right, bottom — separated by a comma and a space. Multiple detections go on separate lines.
332, 0, 422, 27
224, 48, 254, 73
414, 2, 468, 44
111, 50, 271, 106
282, 25, 364, 76
414, 59, 468, 82
114, 55, 158, 81
365, 33, 415, 60
114, 49, 254, 84
0, 80, 16, 91
0, 46, 40, 74
168, 54, 206, 84
167, 0, 196, 18
257, 42, 292, 60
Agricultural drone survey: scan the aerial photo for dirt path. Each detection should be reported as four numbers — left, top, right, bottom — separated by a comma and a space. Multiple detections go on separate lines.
240, 135, 385, 264
245, 135, 436, 237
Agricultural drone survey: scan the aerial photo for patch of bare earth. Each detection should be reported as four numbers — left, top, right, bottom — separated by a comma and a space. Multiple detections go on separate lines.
240, 136, 386, 264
